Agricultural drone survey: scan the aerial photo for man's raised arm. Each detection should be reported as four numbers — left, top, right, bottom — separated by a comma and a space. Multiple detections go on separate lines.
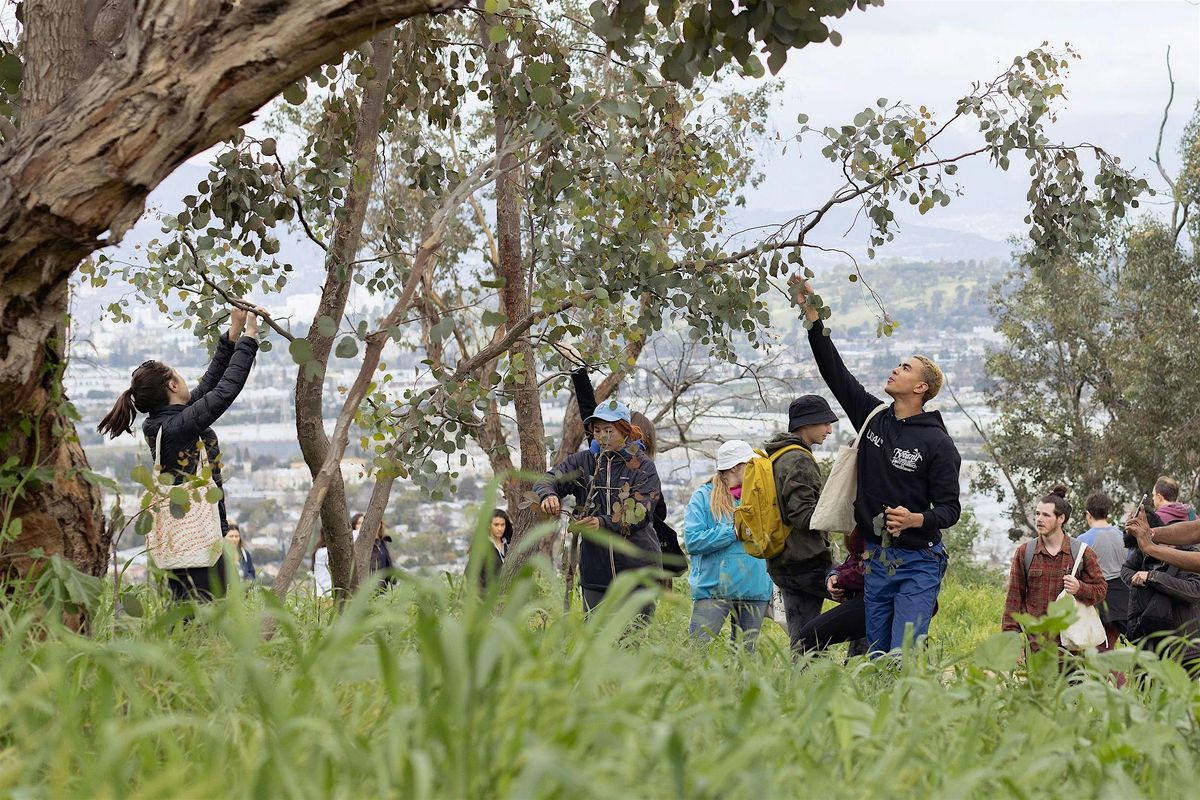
791, 277, 883, 430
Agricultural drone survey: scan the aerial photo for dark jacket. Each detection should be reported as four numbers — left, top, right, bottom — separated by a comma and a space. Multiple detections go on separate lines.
1121, 547, 1200, 640
476, 543, 504, 591
534, 444, 663, 592
571, 367, 685, 576
806, 321, 961, 549
763, 433, 832, 573
142, 333, 259, 535
237, 549, 256, 582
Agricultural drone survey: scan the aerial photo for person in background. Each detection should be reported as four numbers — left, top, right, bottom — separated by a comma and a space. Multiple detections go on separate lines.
1078, 492, 1128, 651
474, 509, 510, 590
370, 520, 397, 582
225, 523, 256, 582
1122, 507, 1200, 672
684, 441, 773, 651
1002, 488, 1107, 650
795, 528, 869, 656
1152, 476, 1196, 525
311, 528, 333, 598
554, 342, 686, 585
534, 400, 662, 612
98, 307, 260, 602
762, 394, 839, 650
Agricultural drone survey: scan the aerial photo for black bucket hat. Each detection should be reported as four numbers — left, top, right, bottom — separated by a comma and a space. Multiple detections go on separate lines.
788, 395, 838, 430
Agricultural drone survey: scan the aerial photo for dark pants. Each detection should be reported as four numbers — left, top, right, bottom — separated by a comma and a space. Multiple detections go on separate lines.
770, 568, 830, 650
582, 586, 655, 619
166, 556, 227, 603
796, 596, 868, 655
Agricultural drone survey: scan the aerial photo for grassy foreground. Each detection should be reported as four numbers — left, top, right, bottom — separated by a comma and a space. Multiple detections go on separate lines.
1, 555, 1197, 799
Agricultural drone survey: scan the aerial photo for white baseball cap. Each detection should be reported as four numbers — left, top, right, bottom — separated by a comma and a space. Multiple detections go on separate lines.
716, 440, 756, 471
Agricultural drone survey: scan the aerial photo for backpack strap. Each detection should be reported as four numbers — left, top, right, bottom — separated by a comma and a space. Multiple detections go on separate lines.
1022, 540, 1035, 577
766, 443, 813, 464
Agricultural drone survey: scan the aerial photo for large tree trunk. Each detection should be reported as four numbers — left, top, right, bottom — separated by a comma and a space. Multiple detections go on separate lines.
0, 0, 463, 587
295, 27, 396, 598
480, 3, 548, 567
0, 1, 115, 597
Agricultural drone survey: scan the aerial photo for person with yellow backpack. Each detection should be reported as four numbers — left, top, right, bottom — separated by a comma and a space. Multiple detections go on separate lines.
734, 395, 840, 651
685, 440, 773, 651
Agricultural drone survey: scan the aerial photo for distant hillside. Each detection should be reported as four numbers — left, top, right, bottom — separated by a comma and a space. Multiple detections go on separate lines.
812, 258, 1011, 334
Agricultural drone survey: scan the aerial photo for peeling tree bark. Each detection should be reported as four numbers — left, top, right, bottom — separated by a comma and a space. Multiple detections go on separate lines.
295, 27, 397, 599
0, 0, 464, 589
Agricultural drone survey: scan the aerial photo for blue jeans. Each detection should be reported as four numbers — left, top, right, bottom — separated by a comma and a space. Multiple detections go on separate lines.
863, 543, 947, 654
688, 599, 769, 652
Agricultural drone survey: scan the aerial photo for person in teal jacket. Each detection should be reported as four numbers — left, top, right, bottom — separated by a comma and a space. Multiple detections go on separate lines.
685, 440, 774, 651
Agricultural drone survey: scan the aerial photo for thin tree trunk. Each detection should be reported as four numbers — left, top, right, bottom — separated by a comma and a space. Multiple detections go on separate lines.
274, 226, 440, 600
0, 0, 465, 590
480, 2, 548, 568
295, 27, 396, 599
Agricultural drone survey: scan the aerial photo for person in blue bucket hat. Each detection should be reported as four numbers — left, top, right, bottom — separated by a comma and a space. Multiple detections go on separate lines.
535, 398, 664, 613
552, 341, 687, 582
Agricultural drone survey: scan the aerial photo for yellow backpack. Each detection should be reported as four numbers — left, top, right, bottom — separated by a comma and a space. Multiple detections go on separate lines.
733, 444, 812, 559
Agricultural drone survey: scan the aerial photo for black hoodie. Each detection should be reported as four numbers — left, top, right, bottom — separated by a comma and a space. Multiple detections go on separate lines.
807, 321, 961, 550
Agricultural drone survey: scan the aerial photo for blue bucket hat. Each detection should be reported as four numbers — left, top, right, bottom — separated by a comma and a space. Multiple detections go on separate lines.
584, 399, 632, 426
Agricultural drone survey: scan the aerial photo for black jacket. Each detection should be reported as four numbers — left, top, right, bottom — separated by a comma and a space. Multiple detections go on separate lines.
764, 433, 832, 573
534, 444, 663, 592
1121, 547, 1200, 640
237, 549, 256, 582
142, 333, 259, 534
571, 368, 685, 576
807, 321, 961, 549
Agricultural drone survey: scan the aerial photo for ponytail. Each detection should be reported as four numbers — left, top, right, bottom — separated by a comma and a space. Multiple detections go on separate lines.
612, 419, 644, 443
97, 360, 174, 439
97, 388, 138, 439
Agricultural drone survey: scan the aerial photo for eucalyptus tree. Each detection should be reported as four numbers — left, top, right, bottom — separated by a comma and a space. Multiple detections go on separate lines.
0, 0, 882, 590
976, 107, 1200, 537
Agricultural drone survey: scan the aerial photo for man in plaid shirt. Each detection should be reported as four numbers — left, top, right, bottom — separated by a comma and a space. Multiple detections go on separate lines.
1002, 488, 1107, 648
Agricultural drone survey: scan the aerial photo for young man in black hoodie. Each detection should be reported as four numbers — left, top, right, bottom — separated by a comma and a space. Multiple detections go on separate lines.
791, 277, 961, 655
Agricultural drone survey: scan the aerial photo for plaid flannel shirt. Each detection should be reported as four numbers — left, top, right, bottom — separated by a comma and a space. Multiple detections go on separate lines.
1002, 537, 1107, 639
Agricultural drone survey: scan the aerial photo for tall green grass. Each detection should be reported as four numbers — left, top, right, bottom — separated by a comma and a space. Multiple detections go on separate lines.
0, 538, 1197, 798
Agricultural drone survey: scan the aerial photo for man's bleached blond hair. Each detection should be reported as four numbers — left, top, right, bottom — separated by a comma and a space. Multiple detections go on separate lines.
912, 355, 943, 404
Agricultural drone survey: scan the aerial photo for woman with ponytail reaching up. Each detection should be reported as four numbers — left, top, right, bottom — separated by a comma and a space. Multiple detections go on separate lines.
1002, 487, 1107, 651
534, 399, 663, 612
98, 308, 260, 602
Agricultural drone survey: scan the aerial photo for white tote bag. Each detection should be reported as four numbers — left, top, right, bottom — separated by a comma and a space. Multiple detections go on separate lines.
810, 403, 888, 533
148, 429, 224, 570
1059, 541, 1107, 651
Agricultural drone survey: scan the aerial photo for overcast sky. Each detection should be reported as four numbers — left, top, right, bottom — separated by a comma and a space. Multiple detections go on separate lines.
749, 0, 1200, 240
